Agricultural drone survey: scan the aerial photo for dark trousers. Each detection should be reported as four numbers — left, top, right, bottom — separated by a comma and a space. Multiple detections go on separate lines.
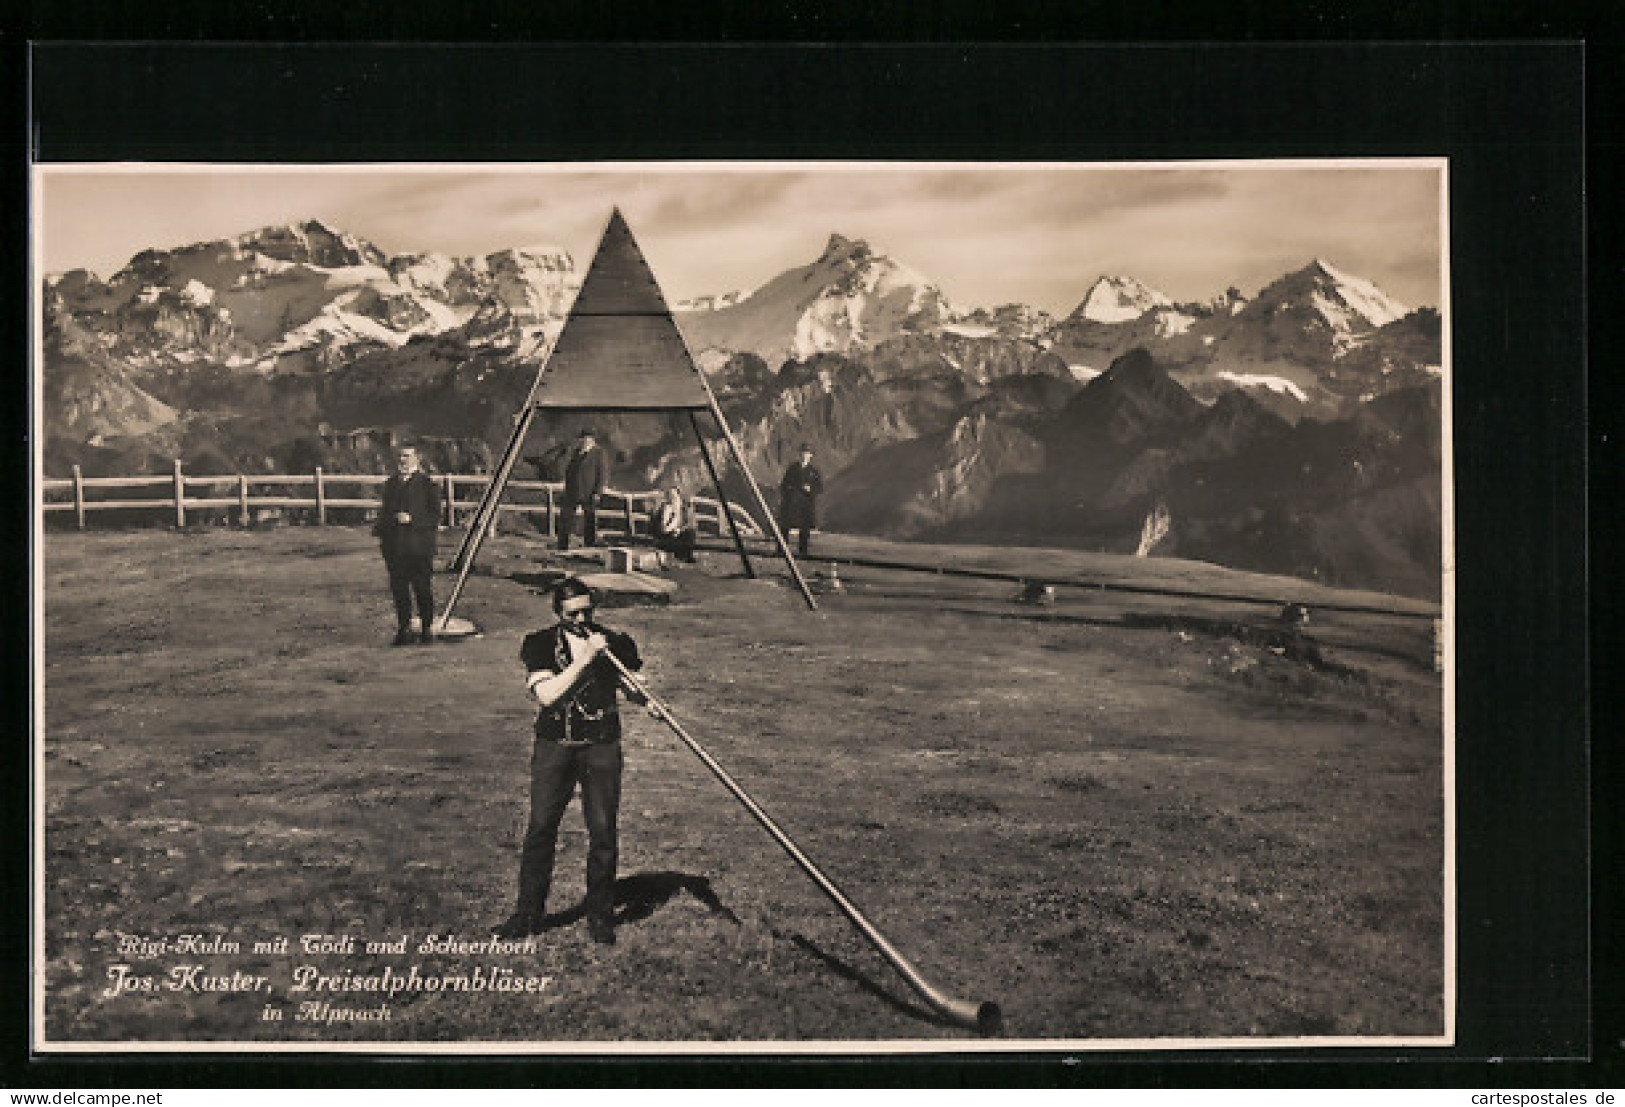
515, 739, 623, 923
558, 498, 598, 549
384, 551, 435, 629
652, 527, 697, 562
782, 514, 813, 556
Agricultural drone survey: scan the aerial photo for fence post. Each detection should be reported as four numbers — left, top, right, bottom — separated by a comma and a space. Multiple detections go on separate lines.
544, 486, 554, 537
72, 464, 85, 530
238, 473, 250, 528
443, 473, 455, 527
172, 459, 186, 529
623, 491, 636, 538
314, 467, 327, 525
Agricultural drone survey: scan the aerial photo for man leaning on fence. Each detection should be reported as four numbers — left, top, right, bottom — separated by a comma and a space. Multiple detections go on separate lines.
374, 443, 442, 646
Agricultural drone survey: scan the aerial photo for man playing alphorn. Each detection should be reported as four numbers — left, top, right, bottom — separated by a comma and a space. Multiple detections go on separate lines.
497, 578, 644, 945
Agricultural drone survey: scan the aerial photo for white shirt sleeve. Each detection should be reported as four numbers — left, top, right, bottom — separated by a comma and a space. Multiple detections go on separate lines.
527, 633, 586, 707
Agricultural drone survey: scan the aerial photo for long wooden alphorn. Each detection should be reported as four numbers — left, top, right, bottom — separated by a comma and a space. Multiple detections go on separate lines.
598, 647, 1002, 1035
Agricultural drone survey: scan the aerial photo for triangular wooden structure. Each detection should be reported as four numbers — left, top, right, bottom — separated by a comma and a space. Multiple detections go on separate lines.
440, 208, 817, 621
532, 209, 713, 410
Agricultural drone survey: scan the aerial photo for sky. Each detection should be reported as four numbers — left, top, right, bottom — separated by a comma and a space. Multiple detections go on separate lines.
35, 163, 1445, 315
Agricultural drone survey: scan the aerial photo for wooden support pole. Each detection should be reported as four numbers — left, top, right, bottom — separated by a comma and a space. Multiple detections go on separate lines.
623, 491, 636, 538
450, 337, 553, 573
441, 403, 542, 626
443, 473, 456, 527
667, 320, 814, 608
314, 467, 327, 525
544, 485, 554, 537
451, 404, 538, 571
238, 473, 250, 528
690, 411, 755, 579
711, 409, 817, 610
71, 465, 85, 530
172, 459, 186, 529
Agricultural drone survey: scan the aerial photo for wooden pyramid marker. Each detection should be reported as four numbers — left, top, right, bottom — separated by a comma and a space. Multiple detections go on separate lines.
442, 207, 820, 616
533, 208, 714, 411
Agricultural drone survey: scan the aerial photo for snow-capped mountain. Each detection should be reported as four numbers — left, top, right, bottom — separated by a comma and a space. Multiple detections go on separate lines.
48, 216, 1434, 431
1210, 258, 1409, 361
233, 221, 389, 269
942, 302, 1056, 342
1071, 275, 1176, 324
482, 246, 579, 324
672, 237, 1434, 419
1180, 259, 1421, 410
1276, 257, 1407, 329
45, 219, 581, 377
1048, 259, 1435, 416
676, 233, 956, 366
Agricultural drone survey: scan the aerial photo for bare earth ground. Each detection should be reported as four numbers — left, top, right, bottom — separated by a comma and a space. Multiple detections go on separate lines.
39, 527, 1444, 1046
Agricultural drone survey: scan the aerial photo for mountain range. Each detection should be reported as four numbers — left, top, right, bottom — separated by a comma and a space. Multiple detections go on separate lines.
40, 219, 1444, 598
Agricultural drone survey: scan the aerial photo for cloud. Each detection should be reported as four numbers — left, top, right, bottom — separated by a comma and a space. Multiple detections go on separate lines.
36, 162, 1444, 312
644, 172, 806, 232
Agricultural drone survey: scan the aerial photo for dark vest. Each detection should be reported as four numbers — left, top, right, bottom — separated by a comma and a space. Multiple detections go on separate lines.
519, 624, 642, 744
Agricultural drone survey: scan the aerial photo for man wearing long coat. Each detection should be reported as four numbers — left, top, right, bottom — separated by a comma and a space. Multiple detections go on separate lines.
778, 444, 823, 557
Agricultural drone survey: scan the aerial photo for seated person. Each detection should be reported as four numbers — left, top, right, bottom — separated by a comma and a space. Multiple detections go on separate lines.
649, 486, 698, 565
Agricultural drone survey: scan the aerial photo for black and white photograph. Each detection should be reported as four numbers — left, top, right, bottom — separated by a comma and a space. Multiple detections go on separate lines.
31, 160, 1455, 1051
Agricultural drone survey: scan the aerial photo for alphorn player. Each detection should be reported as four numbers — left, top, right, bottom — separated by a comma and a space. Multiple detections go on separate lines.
496, 578, 645, 945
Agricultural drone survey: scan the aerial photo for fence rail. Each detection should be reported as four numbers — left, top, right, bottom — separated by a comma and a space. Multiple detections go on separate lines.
41, 462, 763, 541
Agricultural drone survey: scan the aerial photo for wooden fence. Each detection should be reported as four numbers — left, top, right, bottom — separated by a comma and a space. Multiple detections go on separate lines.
40, 461, 763, 541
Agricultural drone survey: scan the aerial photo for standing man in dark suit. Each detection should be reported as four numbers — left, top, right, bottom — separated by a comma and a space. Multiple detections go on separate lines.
559, 428, 607, 551
778, 443, 824, 558
374, 443, 442, 646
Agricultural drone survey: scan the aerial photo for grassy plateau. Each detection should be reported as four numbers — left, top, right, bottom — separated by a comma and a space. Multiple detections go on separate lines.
39, 526, 1445, 1048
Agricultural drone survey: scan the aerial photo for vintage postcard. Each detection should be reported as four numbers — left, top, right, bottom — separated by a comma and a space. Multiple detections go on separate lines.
32, 160, 1452, 1054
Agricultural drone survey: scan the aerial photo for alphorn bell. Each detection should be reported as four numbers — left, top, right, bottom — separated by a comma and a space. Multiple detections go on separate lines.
596, 647, 1002, 1035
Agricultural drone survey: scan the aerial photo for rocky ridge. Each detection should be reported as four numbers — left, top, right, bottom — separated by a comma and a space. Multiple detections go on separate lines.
41, 222, 1443, 596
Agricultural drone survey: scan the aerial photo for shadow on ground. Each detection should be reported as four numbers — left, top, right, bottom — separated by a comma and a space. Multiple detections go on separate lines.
535, 869, 955, 1030
532, 869, 740, 931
